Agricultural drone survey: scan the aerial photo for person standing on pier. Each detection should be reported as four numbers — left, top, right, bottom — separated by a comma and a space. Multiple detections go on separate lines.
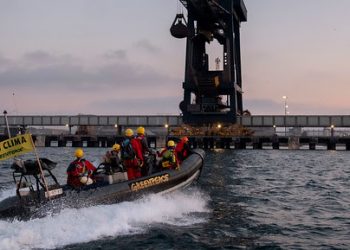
66, 148, 96, 189
121, 128, 144, 180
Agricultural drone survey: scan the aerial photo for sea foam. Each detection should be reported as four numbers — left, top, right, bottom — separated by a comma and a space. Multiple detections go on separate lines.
0, 189, 209, 250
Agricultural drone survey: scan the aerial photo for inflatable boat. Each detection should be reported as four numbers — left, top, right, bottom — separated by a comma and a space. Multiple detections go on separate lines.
0, 149, 205, 221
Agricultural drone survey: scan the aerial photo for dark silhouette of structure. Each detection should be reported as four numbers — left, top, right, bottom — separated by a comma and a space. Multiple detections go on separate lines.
171, 0, 247, 124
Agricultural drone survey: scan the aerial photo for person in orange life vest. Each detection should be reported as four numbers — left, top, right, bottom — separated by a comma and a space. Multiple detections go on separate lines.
136, 126, 154, 176
175, 136, 190, 164
121, 128, 144, 180
157, 140, 179, 170
66, 148, 96, 189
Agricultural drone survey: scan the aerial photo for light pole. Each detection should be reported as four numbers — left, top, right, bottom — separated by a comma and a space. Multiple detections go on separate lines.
165, 124, 169, 138
330, 124, 335, 137
282, 96, 288, 136
3, 110, 11, 138
65, 124, 73, 135
114, 124, 119, 135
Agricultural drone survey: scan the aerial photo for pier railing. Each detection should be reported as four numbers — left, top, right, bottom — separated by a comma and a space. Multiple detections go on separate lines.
0, 115, 182, 127
237, 115, 350, 127
1, 115, 350, 127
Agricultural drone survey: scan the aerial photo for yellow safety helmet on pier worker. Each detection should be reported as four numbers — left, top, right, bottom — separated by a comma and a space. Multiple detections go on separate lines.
75, 148, 84, 158
137, 126, 145, 135
124, 128, 134, 137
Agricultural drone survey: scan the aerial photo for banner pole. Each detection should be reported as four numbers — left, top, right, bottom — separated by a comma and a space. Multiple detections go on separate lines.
3, 110, 12, 138
29, 134, 51, 199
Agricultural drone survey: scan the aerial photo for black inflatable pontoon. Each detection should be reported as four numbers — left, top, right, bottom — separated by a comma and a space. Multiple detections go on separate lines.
0, 149, 204, 221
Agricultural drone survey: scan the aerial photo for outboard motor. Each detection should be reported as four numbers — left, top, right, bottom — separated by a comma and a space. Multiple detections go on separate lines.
11, 158, 61, 199
11, 158, 57, 175
170, 13, 188, 39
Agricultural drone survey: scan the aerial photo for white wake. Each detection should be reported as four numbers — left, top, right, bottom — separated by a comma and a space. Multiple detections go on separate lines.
0, 189, 209, 250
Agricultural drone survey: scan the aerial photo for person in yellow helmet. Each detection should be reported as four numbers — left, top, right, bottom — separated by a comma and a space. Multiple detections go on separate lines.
66, 148, 96, 189
157, 140, 179, 170
121, 128, 144, 180
135, 126, 154, 176
124, 128, 134, 137
136, 126, 145, 135
102, 143, 123, 174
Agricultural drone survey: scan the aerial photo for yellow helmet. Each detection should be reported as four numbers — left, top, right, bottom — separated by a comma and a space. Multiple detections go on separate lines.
137, 126, 145, 135
112, 143, 120, 151
167, 140, 175, 147
124, 128, 134, 137
75, 148, 84, 158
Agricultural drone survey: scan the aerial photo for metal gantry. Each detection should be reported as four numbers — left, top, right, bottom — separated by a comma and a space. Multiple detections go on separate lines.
172, 0, 247, 124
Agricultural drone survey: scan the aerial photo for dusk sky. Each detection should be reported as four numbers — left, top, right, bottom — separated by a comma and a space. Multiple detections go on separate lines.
1, 0, 350, 116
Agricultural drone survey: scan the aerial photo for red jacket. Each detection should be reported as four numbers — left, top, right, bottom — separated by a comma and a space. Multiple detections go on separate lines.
67, 159, 96, 188
175, 141, 189, 163
131, 138, 144, 162
122, 138, 144, 180
136, 135, 150, 155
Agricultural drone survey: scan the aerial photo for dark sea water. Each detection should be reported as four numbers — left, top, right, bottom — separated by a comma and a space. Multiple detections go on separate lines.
1, 148, 350, 249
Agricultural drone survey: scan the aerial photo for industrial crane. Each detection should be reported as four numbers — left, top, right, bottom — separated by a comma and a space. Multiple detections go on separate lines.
171, 0, 247, 124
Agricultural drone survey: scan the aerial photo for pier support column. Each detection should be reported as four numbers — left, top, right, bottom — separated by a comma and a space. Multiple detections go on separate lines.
225, 138, 232, 149
191, 138, 198, 149
253, 142, 262, 149
58, 140, 66, 147
209, 138, 214, 149
309, 138, 317, 150
203, 138, 209, 149
72, 141, 83, 147
87, 140, 98, 147
327, 141, 336, 150
117, 125, 123, 136
272, 135, 279, 149
272, 142, 279, 149
234, 138, 246, 149
327, 143, 336, 150
252, 137, 262, 149
44, 136, 51, 147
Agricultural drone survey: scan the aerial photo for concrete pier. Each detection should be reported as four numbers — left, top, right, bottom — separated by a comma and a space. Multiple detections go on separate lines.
40, 135, 158, 148
1, 134, 349, 150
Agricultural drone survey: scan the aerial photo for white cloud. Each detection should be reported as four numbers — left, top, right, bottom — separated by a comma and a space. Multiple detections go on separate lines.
134, 39, 161, 54
0, 50, 183, 115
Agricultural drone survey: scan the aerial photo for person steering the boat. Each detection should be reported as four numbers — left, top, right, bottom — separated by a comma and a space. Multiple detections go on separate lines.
175, 136, 190, 164
66, 148, 97, 189
102, 143, 123, 174
158, 140, 179, 170
121, 128, 144, 180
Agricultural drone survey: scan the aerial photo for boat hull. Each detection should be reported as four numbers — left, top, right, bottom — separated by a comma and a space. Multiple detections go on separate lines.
0, 149, 205, 221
